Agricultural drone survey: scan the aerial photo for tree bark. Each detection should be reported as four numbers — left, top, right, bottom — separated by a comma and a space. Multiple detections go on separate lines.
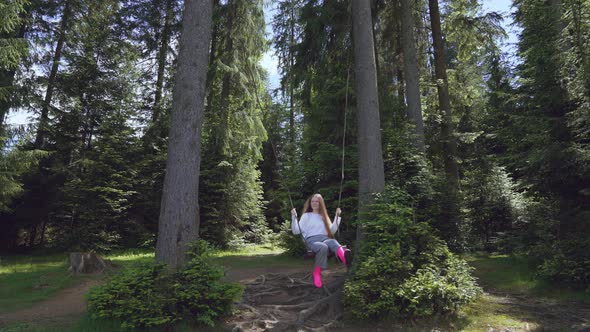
152, 0, 174, 124
352, 0, 385, 242
69, 252, 112, 274
428, 0, 459, 190
401, 0, 425, 152
34, 0, 71, 149
155, 0, 212, 271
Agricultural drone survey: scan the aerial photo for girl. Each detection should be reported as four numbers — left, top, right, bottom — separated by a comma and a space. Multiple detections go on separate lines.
291, 193, 352, 288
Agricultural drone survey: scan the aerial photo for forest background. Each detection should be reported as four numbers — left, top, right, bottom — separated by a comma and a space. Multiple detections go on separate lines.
1, 0, 588, 290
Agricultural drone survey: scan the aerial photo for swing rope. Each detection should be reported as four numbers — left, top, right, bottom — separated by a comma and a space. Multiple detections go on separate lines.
256, 45, 351, 250
251, 57, 349, 257
265, 69, 350, 247
287, 63, 350, 245
264, 119, 308, 248
331, 65, 350, 239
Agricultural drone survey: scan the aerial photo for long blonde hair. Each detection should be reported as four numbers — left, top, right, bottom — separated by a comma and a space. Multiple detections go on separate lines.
302, 193, 333, 237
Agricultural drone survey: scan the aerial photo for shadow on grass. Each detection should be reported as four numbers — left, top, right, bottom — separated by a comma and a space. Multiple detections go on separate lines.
211, 251, 309, 269
334, 295, 575, 332
466, 253, 590, 303
1, 313, 229, 332
0, 249, 158, 314
0, 254, 79, 313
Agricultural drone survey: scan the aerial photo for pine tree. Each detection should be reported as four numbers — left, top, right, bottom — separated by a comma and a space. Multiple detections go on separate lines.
155, 0, 212, 269
199, 0, 269, 247
0, 0, 29, 129
352, 0, 385, 241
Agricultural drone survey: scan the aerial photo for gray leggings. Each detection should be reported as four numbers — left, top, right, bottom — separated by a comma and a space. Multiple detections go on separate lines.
305, 235, 342, 269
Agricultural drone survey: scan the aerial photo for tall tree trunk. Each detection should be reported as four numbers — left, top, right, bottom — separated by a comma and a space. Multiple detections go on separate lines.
352, 0, 385, 242
39, 222, 47, 246
152, 0, 174, 124
155, 0, 212, 270
428, 0, 458, 189
34, 0, 71, 149
401, 0, 425, 152
28, 224, 37, 247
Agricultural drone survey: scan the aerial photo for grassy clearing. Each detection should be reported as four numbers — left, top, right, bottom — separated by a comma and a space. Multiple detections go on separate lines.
455, 294, 541, 332
0, 313, 223, 332
0, 244, 302, 315
337, 294, 540, 332
0, 244, 302, 332
0, 249, 157, 314
0, 254, 86, 313
210, 243, 309, 269
9, 247, 586, 332
465, 253, 590, 303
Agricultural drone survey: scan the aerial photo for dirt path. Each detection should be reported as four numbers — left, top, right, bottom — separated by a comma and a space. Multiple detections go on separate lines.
0, 278, 102, 328
2, 264, 589, 331
0, 265, 315, 329
482, 290, 590, 331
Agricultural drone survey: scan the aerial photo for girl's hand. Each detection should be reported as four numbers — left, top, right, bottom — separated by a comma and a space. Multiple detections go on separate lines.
335, 208, 342, 216
291, 208, 297, 217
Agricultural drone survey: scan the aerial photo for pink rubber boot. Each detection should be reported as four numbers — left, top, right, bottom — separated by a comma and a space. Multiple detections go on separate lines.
337, 246, 347, 265
337, 246, 353, 267
313, 266, 323, 288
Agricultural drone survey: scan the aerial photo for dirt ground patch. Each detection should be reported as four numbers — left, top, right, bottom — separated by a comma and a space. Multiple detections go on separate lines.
0, 264, 321, 329
483, 290, 590, 331
227, 266, 349, 332
1, 263, 589, 331
0, 278, 102, 328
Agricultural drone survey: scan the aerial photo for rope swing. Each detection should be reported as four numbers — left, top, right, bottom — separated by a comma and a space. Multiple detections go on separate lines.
267, 61, 351, 257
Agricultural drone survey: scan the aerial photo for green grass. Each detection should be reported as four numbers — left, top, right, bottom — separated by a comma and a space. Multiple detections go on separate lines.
0, 249, 158, 314
456, 294, 541, 332
0, 244, 301, 315
0, 253, 90, 313
465, 253, 590, 303
13, 247, 587, 332
0, 313, 223, 332
0, 244, 299, 332
0, 244, 302, 313
337, 294, 540, 332
209, 243, 309, 269
105, 248, 154, 268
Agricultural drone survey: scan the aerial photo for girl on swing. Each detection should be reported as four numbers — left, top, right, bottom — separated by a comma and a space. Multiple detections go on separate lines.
291, 193, 353, 288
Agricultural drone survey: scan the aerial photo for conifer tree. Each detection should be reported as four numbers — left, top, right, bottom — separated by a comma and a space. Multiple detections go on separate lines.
155, 0, 212, 269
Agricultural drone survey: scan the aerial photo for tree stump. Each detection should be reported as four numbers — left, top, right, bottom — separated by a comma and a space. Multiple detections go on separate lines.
68, 252, 112, 274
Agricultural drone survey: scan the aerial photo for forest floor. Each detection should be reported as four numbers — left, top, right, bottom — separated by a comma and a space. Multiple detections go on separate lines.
0, 249, 589, 331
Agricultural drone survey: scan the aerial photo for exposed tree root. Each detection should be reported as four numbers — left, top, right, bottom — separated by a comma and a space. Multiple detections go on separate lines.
228, 270, 348, 332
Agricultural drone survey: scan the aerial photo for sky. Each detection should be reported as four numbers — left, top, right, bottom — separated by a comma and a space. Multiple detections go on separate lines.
6, 0, 518, 126
260, 0, 519, 91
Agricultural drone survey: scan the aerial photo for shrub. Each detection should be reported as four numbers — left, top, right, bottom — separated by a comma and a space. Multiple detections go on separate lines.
277, 221, 307, 257
344, 187, 482, 319
537, 239, 590, 285
87, 241, 242, 329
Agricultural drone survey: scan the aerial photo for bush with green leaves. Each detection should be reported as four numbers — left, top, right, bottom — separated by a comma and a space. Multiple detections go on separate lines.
277, 220, 307, 257
344, 187, 482, 319
87, 241, 242, 328
537, 238, 590, 286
